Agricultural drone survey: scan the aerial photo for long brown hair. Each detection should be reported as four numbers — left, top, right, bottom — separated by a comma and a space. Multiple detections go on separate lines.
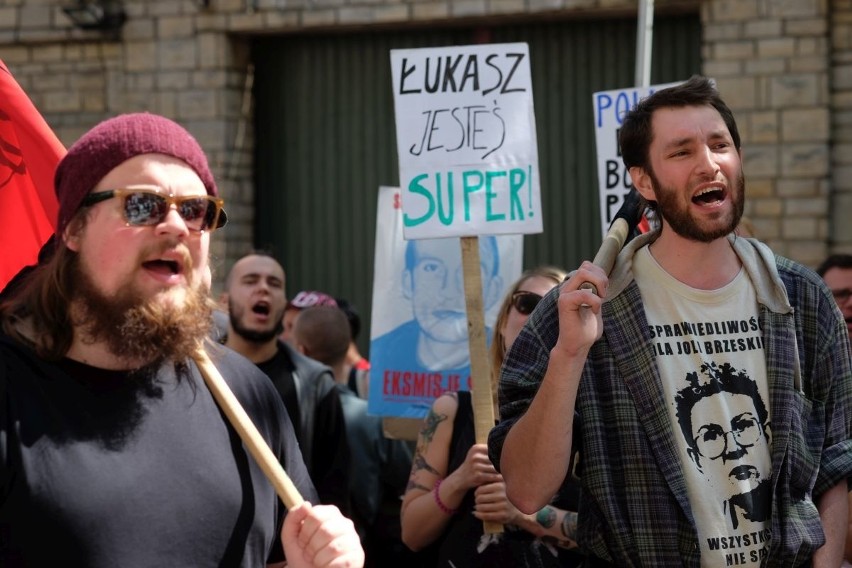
0, 210, 92, 360
489, 265, 566, 404
0, 239, 80, 360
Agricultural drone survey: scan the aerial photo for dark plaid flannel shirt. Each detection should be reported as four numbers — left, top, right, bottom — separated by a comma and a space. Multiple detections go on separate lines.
488, 235, 852, 567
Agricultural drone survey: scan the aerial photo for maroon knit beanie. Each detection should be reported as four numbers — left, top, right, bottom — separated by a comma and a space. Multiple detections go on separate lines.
54, 112, 218, 235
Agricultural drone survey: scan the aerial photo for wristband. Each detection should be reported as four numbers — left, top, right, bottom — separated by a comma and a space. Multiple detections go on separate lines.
433, 478, 457, 515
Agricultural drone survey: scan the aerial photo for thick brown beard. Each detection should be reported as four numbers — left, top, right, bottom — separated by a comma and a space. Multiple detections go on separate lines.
649, 169, 745, 243
71, 253, 214, 369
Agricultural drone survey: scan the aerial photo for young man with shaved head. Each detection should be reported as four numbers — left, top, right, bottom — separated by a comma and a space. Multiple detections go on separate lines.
224, 253, 350, 516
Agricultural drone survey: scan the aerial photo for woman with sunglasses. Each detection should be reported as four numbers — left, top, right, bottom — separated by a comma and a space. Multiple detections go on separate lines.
401, 266, 582, 567
490, 266, 567, 378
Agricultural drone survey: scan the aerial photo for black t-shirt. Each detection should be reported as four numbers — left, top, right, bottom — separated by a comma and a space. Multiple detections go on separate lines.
0, 338, 317, 567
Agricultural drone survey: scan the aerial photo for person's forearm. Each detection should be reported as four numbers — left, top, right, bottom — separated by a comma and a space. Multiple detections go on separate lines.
401, 472, 467, 551
513, 505, 579, 548
501, 348, 586, 513
813, 481, 848, 567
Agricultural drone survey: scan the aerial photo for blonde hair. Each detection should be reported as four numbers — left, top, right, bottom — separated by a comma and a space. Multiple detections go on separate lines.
489, 265, 567, 404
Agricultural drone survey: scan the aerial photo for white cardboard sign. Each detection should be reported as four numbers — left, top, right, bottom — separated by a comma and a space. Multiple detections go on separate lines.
592, 81, 680, 236
391, 43, 542, 239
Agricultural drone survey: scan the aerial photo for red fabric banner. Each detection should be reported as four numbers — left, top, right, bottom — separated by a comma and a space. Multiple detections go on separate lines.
0, 60, 65, 291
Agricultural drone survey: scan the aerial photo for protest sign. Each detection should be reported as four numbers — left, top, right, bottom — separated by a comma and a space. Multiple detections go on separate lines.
390, 43, 542, 239
592, 81, 679, 236
368, 186, 522, 419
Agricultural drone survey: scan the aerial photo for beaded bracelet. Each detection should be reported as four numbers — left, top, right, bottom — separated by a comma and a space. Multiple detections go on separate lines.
433, 478, 457, 515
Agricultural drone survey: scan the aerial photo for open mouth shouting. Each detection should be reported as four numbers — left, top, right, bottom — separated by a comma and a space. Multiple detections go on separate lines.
142, 252, 186, 285
251, 300, 273, 323
691, 183, 728, 208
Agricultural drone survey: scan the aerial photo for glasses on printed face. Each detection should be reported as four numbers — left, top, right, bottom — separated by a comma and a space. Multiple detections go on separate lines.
693, 412, 763, 460
511, 291, 543, 316
80, 187, 227, 233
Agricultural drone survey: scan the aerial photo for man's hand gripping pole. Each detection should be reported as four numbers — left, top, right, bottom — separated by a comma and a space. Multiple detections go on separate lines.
580, 189, 643, 294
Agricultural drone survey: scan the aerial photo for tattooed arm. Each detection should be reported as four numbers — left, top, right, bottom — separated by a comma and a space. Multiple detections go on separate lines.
514, 505, 579, 549
471, 482, 579, 549
400, 392, 501, 551
400, 393, 456, 551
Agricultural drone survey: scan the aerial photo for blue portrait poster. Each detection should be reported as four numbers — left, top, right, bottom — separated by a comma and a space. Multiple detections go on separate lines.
368, 186, 522, 419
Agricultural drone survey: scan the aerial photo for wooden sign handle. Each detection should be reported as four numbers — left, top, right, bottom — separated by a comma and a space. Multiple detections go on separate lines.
460, 236, 503, 535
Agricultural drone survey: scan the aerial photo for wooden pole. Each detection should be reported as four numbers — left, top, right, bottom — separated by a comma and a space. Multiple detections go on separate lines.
579, 216, 631, 296
460, 236, 503, 535
194, 346, 305, 510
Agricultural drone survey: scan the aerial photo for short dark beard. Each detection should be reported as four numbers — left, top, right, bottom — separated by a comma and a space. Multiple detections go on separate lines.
649, 168, 745, 243
72, 256, 214, 369
228, 298, 283, 344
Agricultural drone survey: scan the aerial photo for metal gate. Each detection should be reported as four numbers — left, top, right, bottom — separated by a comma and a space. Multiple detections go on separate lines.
252, 12, 701, 355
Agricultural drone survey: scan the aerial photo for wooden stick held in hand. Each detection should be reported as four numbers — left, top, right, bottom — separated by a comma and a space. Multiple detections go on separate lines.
581, 188, 644, 293
194, 346, 305, 510
460, 236, 503, 535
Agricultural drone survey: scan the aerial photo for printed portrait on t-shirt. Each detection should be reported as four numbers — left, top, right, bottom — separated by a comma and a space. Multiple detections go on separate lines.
675, 361, 772, 531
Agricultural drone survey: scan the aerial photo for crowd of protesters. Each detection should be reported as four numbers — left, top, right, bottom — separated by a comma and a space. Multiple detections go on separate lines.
2, 77, 850, 568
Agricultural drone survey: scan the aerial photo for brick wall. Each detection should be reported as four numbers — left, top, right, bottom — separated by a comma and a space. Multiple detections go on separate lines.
831, 0, 852, 255
1, 0, 847, 284
702, 0, 838, 265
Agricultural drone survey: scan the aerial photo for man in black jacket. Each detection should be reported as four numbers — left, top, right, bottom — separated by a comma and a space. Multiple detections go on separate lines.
224, 253, 351, 515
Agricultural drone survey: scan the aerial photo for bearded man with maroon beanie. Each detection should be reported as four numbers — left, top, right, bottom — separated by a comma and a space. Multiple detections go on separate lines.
0, 113, 363, 568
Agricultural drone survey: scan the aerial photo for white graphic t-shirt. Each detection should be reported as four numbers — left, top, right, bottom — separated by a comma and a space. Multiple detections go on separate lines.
634, 246, 772, 567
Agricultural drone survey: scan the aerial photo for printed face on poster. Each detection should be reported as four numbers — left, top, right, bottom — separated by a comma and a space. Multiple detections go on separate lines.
368, 186, 522, 419
390, 43, 543, 239
592, 81, 680, 237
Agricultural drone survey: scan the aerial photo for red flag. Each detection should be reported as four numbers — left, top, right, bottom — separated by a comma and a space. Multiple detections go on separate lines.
0, 60, 65, 291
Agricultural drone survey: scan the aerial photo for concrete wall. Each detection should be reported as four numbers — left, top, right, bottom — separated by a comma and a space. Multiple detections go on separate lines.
1, 0, 848, 284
